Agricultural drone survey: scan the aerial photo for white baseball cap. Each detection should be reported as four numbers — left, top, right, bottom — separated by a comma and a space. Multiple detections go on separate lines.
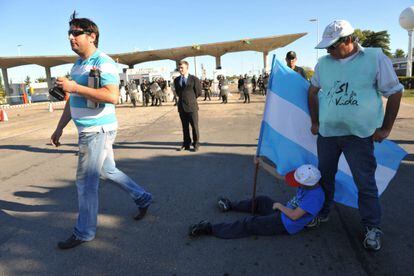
315, 20, 354, 49
285, 164, 321, 187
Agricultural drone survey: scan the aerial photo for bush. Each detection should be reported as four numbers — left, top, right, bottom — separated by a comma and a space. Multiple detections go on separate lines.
398, 77, 414, 89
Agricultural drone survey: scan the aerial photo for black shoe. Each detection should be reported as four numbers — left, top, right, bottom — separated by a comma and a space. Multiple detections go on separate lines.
188, 220, 212, 237
58, 234, 85, 250
193, 146, 199, 152
217, 197, 232, 212
177, 146, 190, 151
134, 206, 149, 220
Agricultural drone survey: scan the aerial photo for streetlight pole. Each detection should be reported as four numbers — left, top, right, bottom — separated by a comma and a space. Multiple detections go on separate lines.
17, 44, 22, 56
407, 30, 413, 77
309, 19, 319, 62
194, 56, 197, 77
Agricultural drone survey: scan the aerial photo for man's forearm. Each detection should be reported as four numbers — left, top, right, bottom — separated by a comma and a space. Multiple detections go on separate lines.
308, 86, 320, 124
56, 101, 72, 130
382, 91, 402, 131
277, 205, 298, 220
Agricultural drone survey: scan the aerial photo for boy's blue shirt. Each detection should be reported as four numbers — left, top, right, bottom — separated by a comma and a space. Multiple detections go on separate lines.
281, 185, 325, 234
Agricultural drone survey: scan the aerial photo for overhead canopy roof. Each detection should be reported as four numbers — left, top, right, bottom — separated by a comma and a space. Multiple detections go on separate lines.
0, 32, 306, 69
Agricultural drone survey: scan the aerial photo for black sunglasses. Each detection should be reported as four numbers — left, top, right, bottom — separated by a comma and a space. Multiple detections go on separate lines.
68, 30, 90, 37
328, 37, 347, 50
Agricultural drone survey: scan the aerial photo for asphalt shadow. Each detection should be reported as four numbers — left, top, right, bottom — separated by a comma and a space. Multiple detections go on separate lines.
114, 141, 257, 151
0, 152, 412, 275
0, 143, 78, 154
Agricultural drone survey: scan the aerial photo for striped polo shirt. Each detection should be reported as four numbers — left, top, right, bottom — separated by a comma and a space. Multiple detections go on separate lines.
70, 49, 119, 133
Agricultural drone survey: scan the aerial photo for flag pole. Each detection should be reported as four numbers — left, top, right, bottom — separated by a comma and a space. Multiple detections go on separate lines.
251, 54, 276, 214
251, 160, 260, 214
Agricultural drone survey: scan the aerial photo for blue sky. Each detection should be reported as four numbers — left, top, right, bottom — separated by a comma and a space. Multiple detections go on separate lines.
1, 0, 413, 82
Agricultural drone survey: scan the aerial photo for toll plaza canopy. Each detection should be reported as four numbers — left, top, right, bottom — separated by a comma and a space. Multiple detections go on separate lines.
0, 32, 306, 96
0, 33, 306, 68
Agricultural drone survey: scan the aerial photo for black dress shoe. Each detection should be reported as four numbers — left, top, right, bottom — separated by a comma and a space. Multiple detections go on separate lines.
58, 234, 85, 250
177, 146, 190, 151
134, 206, 149, 220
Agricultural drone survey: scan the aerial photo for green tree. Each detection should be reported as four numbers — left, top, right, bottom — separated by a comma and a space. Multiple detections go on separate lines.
361, 30, 391, 57
303, 67, 314, 79
24, 75, 31, 86
354, 29, 367, 44
0, 73, 4, 91
0, 73, 6, 104
394, 49, 405, 58
36, 77, 46, 83
353, 29, 392, 57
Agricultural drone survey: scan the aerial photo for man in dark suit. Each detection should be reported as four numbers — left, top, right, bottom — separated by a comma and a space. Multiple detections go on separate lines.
174, 60, 202, 152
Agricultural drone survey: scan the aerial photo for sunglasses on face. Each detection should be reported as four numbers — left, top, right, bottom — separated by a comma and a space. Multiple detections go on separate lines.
328, 37, 346, 50
68, 30, 90, 37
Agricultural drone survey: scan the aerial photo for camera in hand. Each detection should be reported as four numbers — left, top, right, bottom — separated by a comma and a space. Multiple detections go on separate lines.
49, 86, 66, 101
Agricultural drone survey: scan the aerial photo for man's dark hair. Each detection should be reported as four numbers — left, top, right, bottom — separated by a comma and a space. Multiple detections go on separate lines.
69, 11, 99, 47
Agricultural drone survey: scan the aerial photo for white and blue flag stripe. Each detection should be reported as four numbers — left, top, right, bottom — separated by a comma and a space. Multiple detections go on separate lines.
257, 57, 407, 208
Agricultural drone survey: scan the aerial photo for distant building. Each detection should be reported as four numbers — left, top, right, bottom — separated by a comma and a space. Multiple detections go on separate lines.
120, 67, 171, 84
392, 57, 414, 76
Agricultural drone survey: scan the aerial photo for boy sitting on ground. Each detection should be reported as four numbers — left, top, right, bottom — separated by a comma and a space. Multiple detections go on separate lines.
189, 164, 325, 239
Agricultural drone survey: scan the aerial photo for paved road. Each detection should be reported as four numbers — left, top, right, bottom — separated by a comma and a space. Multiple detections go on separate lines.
0, 94, 413, 275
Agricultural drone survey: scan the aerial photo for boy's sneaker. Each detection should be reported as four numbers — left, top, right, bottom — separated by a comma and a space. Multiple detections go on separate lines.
319, 214, 329, 223
217, 197, 232, 212
306, 217, 320, 228
188, 220, 212, 237
363, 227, 382, 251
305, 214, 329, 228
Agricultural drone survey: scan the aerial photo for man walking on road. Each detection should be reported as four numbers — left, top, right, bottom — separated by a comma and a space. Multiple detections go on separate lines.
50, 13, 152, 249
307, 20, 403, 251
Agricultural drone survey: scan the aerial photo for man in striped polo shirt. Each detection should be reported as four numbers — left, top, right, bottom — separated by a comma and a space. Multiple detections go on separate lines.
50, 13, 152, 249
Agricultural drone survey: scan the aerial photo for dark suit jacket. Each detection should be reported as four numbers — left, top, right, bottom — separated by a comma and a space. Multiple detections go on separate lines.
174, 74, 202, 113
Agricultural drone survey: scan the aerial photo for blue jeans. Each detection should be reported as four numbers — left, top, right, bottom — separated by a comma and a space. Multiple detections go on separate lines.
211, 196, 287, 239
317, 134, 381, 227
74, 130, 152, 241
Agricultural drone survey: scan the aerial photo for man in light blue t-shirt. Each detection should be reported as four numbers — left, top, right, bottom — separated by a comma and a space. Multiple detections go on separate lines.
308, 20, 403, 251
188, 164, 325, 239
50, 13, 152, 250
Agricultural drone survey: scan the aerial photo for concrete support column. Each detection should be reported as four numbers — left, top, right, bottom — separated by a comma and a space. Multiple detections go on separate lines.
263, 51, 269, 73
1, 68, 11, 102
128, 64, 134, 69
175, 60, 180, 71
215, 56, 222, 69
45, 67, 52, 90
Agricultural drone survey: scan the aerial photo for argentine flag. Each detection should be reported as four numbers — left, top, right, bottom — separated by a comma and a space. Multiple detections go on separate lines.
257, 57, 407, 208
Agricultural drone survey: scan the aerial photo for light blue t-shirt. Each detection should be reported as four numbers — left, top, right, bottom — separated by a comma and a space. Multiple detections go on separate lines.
70, 49, 120, 133
281, 186, 325, 235
317, 48, 385, 138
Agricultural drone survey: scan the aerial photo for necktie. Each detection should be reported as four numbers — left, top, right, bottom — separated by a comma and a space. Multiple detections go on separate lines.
181, 76, 186, 87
